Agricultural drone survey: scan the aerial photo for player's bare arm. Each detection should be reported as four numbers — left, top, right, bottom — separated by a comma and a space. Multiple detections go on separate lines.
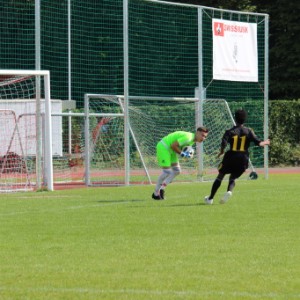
259, 139, 270, 147
170, 141, 182, 154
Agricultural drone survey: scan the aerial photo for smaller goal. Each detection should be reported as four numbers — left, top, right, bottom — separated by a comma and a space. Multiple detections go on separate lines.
0, 70, 53, 192
83, 94, 257, 186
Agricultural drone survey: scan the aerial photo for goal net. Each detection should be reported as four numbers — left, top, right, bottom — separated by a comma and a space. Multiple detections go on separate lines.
84, 94, 130, 186
84, 94, 255, 185
0, 70, 53, 192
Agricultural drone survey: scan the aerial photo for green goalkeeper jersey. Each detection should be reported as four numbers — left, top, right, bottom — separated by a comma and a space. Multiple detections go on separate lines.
162, 131, 195, 150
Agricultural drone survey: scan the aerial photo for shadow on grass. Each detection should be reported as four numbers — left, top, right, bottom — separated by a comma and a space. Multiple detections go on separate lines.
129, 200, 203, 208
163, 203, 202, 207
95, 199, 205, 208
96, 199, 145, 204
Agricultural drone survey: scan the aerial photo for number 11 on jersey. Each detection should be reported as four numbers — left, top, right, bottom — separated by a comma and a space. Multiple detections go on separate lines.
232, 135, 246, 151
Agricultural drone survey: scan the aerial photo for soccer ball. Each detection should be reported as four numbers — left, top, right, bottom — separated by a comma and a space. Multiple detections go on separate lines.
182, 146, 195, 158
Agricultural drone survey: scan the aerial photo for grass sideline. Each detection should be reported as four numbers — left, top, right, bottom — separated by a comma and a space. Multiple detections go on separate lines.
0, 174, 299, 300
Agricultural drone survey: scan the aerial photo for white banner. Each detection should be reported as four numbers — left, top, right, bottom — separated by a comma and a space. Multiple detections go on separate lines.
212, 19, 258, 82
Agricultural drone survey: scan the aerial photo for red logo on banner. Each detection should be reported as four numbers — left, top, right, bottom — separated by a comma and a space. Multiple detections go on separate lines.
214, 22, 224, 36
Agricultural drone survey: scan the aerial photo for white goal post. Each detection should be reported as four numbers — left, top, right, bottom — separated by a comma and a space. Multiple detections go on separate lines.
83, 94, 257, 186
0, 70, 53, 191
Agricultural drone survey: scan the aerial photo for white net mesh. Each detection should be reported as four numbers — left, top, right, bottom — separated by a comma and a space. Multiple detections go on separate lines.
0, 110, 32, 191
85, 95, 253, 185
85, 96, 127, 185
0, 74, 49, 192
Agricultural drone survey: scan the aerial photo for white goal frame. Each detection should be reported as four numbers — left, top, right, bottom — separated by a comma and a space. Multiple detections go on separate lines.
84, 94, 125, 186
0, 70, 53, 191
83, 94, 258, 186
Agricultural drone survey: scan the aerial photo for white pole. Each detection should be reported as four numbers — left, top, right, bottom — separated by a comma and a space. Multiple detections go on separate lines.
44, 72, 54, 191
68, 0, 72, 102
35, 0, 42, 189
35, 0, 41, 71
264, 15, 269, 180
84, 94, 91, 186
123, 0, 130, 185
197, 7, 204, 181
68, 0, 73, 155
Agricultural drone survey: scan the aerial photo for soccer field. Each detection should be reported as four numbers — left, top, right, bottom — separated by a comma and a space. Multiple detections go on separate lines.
0, 173, 299, 300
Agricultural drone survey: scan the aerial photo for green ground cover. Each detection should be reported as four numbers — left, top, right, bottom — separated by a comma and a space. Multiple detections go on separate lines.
0, 174, 299, 299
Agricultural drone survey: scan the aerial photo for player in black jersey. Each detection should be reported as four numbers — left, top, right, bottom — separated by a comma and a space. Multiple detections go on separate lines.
204, 109, 270, 205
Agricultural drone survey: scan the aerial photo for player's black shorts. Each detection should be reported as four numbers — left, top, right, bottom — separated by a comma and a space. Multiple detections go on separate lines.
218, 151, 249, 178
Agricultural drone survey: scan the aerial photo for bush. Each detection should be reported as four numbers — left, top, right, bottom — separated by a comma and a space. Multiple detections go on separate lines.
269, 99, 300, 166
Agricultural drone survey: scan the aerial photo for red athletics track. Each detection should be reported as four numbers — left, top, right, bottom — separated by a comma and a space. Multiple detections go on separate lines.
256, 167, 300, 174
52, 167, 300, 190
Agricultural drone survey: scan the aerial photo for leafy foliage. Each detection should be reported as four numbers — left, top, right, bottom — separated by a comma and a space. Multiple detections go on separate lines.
251, 0, 300, 100
269, 100, 300, 166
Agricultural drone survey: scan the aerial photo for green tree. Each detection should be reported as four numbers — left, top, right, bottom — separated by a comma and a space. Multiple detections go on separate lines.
251, 0, 300, 100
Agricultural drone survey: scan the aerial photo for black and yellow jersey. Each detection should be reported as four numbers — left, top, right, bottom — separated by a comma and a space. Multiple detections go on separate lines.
221, 125, 261, 154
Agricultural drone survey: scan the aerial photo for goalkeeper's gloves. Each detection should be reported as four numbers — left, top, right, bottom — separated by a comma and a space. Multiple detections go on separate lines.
180, 151, 191, 158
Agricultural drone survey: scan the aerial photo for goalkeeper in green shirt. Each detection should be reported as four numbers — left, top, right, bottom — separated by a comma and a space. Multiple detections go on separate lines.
152, 126, 209, 200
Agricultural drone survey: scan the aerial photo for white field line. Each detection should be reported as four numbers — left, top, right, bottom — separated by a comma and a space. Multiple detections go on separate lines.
0, 286, 298, 299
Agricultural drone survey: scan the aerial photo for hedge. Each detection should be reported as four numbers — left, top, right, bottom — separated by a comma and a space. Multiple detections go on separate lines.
269, 99, 300, 166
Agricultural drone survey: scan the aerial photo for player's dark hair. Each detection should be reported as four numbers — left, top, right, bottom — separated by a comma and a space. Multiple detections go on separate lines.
235, 109, 247, 125
197, 126, 209, 133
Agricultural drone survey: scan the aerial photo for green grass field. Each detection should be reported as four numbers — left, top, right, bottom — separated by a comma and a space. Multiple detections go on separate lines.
1, 174, 299, 300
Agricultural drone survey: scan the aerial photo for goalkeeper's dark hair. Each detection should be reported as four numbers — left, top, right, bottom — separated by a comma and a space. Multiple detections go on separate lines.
197, 126, 209, 133
234, 109, 247, 125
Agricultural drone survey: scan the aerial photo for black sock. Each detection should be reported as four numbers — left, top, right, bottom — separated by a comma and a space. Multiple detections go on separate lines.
210, 178, 222, 199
